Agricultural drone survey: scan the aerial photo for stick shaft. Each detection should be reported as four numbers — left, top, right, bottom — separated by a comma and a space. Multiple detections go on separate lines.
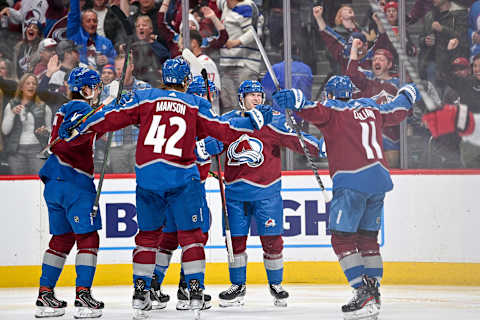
91, 47, 132, 217
200, 68, 235, 263
249, 26, 329, 201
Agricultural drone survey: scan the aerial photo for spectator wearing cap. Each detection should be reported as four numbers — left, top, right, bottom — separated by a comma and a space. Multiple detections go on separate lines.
422, 55, 476, 169
99, 64, 115, 101
313, 4, 391, 74
32, 38, 57, 78
347, 41, 402, 167
13, 18, 43, 79
443, 56, 480, 113
43, 40, 83, 93
67, 0, 117, 70
368, 1, 418, 75
101, 64, 115, 85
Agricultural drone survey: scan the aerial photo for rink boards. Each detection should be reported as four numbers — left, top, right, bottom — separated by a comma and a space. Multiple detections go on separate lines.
1, 170, 480, 287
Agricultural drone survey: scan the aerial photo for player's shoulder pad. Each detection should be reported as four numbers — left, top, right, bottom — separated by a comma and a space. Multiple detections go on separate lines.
324, 99, 349, 109
347, 98, 381, 111
220, 110, 242, 121
232, 4, 253, 18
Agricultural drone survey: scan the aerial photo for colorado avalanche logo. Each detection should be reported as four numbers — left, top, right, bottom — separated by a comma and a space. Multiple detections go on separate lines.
227, 134, 264, 167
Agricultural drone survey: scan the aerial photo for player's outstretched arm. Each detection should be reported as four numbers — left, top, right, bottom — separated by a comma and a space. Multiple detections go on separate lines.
273, 88, 330, 127
60, 90, 143, 141
381, 83, 422, 127
266, 112, 322, 157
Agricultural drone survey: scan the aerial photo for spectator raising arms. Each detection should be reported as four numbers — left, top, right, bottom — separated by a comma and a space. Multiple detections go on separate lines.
33, 38, 58, 78
347, 40, 402, 168
67, 0, 117, 70
2, 73, 52, 175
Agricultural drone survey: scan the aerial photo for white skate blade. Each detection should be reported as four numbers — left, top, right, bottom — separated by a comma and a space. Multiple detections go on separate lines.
132, 308, 150, 320
73, 307, 102, 319
202, 300, 212, 310
177, 299, 212, 311
193, 309, 201, 320
34, 306, 65, 318
151, 300, 167, 310
273, 297, 288, 307
176, 299, 190, 310
343, 302, 380, 320
219, 296, 245, 308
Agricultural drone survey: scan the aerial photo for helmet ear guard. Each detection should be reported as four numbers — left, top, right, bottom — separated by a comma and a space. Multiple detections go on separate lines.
162, 57, 192, 87
324, 75, 353, 99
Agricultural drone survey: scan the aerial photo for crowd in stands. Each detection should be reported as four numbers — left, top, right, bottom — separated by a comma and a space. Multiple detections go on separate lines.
0, 0, 478, 175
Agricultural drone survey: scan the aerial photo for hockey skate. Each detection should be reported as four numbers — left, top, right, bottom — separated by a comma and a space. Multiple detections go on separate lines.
132, 280, 152, 320
73, 287, 104, 319
365, 276, 381, 309
150, 274, 169, 310
269, 283, 289, 307
177, 280, 212, 310
342, 277, 379, 320
218, 284, 246, 307
189, 280, 204, 320
35, 286, 67, 318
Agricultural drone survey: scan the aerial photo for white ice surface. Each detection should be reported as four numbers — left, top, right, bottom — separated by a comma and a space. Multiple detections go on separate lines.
0, 284, 479, 320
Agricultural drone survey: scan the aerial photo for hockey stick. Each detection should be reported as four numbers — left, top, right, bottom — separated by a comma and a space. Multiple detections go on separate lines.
182, 48, 235, 263
366, 0, 438, 111
248, 26, 330, 202
314, 72, 334, 102
90, 49, 132, 220
90, 11, 134, 220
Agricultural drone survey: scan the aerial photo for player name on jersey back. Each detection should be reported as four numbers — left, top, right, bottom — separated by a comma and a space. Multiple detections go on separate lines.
353, 108, 376, 121
156, 100, 187, 115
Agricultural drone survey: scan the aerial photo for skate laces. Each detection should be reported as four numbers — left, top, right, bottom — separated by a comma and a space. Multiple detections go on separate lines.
226, 284, 241, 294
270, 284, 284, 293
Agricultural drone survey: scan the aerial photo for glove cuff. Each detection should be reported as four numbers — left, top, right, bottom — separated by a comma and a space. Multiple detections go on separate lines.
246, 108, 264, 130
398, 85, 417, 104
195, 139, 209, 160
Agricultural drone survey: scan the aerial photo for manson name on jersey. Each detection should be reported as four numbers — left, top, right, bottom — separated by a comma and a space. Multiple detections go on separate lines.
156, 100, 186, 115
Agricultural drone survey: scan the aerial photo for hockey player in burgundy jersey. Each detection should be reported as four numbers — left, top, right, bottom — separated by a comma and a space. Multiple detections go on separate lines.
151, 76, 223, 311
347, 39, 402, 168
36, 67, 105, 319
215, 80, 323, 308
273, 76, 420, 320
60, 58, 271, 319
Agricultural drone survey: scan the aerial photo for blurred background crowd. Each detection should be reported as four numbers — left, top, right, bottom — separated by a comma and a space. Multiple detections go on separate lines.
0, 0, 478, 175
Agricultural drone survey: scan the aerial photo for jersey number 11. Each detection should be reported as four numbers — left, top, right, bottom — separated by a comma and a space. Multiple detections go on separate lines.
360, 121, 383, 160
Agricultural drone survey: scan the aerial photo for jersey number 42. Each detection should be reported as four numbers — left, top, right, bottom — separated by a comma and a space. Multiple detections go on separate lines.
144, 115, 186, 156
